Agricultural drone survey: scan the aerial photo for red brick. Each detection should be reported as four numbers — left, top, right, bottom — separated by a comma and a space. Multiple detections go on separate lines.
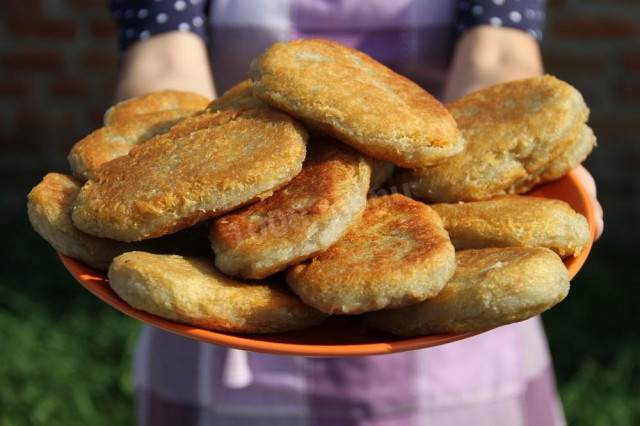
7, 19, 77, 39
15, 110, 77, 155
66, 0, 109, 7
0, 78, 30, 97
543, 52, 606, 74
617, 145, 640, 170
17, 108, 75, 131
80, 51, 118, 70
620, 80, 640, 103
551, 17, 638, 38
50, 78, 89, 98
0, 0, 41, 17
623, 51, 640, 71
101, 75, 118, 95
90, 76, 118, 103
2, 51, 64, 71
590, 117, 640, 140
91, 20, 117, 38
0, 135, 41, 154
89, 108, 107, 128
582, 0, 640, 3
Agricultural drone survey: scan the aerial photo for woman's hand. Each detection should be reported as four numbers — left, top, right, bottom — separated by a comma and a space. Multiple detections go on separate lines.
572, 165, 604, 239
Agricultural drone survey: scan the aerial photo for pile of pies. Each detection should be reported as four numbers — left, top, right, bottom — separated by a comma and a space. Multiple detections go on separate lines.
28, 39, 594, 337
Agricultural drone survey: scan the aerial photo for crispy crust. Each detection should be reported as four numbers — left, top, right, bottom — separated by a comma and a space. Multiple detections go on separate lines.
27, 172, 122, 270
392, 75, 590, 202
286, 194, 455, 314
69, 109, 202, 181
109, 252, 328, 333
508, 124, 597, 193
27, 173, 209, 270
206, 79, 266, 112
72, 108, 308, 242
431, 195, 591, 258
104, 90, 210, 125
69, 90, 210, 181
363, 247, 570, 336
211, 140, 371, 279
251, 39, 462, 167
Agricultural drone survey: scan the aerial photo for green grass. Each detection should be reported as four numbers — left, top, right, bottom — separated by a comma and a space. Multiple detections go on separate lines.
0, 217, 140, 426
1, 217, 639, 425
544, 244, 640, 426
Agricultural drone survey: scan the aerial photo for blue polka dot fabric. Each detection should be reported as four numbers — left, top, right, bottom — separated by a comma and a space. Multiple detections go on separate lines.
109, 0, 547, 52
109, 0, 208, 51
457, 0, 547, 41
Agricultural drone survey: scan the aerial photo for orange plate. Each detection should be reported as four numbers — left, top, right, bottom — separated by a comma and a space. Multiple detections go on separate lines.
59, 170, 595, 357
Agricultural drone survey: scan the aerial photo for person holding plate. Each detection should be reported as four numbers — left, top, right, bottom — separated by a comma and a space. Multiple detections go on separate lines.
108, 1, 603, 424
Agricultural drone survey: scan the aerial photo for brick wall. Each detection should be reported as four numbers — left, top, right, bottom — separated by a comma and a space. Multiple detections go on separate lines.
0, 0, 118, 218
543, 0, 640, 249
2, 0, 639, 249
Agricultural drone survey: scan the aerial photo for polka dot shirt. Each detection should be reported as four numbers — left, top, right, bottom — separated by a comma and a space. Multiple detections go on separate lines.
110, 0, 208, 51
109, 0, 547, 52
457, 0, 547, 42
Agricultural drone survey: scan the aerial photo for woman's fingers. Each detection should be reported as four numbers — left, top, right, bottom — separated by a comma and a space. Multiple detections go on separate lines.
572, 165, 604, 239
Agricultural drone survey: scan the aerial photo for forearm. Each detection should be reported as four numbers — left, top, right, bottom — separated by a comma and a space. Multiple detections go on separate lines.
443, 26, 543, 103
114, 31, 216, 103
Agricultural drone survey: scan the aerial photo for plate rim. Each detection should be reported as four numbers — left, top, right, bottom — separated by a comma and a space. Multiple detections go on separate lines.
59, 170, 595, 356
